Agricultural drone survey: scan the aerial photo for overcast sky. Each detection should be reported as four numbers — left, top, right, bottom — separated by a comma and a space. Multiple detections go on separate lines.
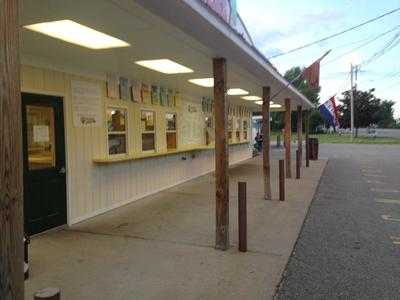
237, 0, 400, 117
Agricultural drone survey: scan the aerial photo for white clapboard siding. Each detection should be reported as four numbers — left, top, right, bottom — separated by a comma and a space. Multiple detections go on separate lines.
21, 65, 252, 225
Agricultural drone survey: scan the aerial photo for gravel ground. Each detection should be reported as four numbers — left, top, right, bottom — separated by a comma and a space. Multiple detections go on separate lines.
276, 144, 400, 300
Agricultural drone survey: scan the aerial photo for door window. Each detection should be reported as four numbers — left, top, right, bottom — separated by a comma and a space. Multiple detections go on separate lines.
26, 105, 56, 170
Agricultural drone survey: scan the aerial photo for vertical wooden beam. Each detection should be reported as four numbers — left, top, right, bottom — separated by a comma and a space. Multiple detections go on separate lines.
305, 110, 310, 167
297, 105, 303, 167
213, 58, 229, 250
0, 0, 24, 299
284, 98, 292, 178
262, 86, 271, 200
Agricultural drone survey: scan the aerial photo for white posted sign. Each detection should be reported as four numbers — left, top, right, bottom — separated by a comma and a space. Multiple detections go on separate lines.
71, 80, 102, 127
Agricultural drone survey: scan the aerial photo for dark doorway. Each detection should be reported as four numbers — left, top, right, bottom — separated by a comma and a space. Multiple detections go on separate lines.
22, 93, 67, 235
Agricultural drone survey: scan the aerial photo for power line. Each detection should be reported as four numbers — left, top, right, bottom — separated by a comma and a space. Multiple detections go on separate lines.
361, 31, 400, 66
323, 25, 400, 66
268, 7, 400, 59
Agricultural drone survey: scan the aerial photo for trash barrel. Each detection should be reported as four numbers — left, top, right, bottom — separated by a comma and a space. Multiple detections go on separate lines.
308, 138, 319, 160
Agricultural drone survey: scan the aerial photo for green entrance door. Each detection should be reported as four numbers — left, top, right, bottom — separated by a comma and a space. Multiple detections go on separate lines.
22, 93, 67, 235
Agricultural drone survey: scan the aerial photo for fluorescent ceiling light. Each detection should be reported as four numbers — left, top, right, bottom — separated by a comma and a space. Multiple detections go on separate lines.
255, 101, 276, 105
24, 20, 130, 49
242, 95, 261, 101
188, 78, 214, 87
271, 104, 282, 108
227, 88, 249, 96
135, 59, 193, 74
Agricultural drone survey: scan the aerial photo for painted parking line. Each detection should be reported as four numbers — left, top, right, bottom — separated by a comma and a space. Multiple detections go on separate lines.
371, 188, 399, 193
376, 198, 400, 205
382, 215, 400, 222
390, 236, 400, 245
363, 174, 387, 178
361, 169, 382, 173
366, 180, 386, 185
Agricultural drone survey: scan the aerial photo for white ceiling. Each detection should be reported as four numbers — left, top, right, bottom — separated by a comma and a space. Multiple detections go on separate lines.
21, 0, 302, 111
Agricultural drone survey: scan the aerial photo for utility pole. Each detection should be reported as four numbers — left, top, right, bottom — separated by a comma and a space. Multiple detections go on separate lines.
350, 64, 355, 141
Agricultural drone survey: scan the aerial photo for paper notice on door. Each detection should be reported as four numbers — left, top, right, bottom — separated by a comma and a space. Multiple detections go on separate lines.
33, 125, 50, 142
71, 80, 102, 127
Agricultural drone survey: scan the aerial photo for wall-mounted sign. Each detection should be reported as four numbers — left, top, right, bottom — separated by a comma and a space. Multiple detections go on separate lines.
119, 77, 131, 101
141, 84, 151, 104
131, 80, 141, 103
106, 73, 119, 99
33, 125, 50, 142
71, 80, 102, 127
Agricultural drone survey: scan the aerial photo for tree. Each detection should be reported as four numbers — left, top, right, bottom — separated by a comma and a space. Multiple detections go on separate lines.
284, 66, 320, 105
338, 88, 396, 131
282, 67, 324, 133
376, 100, 396, 128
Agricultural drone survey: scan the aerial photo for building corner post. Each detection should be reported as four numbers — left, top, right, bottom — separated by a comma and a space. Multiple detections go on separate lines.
0, 0, 25, 299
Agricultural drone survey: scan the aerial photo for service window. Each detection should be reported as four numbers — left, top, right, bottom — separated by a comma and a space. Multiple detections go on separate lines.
141, 110, 156, 151
107, 108, 127, 155
236, 118, 241, 141
166, 113, 177, 150
243, 120, 248, 140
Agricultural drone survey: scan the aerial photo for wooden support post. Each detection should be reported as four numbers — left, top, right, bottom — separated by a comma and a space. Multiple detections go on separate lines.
262, 86, 271, 200
305, 110, 310, 167
213, 58, 229, 250
284, 98, 292, 178
296, 150, 301, 179
0, 1, 24, 299
34, 288, 61, 300
238, 182, 247, 252
297, 105, 303, 167
279, 160, 285, 201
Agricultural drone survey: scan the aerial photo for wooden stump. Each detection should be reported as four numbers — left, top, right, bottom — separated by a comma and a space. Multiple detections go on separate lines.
279, 160, 285, 201
238, 182, 247, 252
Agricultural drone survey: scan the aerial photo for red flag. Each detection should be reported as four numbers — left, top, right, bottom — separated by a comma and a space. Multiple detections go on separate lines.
302, 50, 331, 89
303, 61, 320, 89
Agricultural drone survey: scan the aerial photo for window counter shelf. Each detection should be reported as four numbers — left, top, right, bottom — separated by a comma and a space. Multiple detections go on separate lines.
93, 141, 249, 164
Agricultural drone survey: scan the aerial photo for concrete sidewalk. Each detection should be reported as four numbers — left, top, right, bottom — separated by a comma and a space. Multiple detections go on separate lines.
25, 152, 326, 300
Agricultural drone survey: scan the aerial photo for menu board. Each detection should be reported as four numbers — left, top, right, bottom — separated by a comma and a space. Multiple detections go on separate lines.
181, 101, 203, 145
71, 80, 102, 127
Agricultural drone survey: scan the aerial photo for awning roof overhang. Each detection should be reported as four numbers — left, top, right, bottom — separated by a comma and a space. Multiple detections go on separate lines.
135, 0, 313, 111
21, 0, 312, 111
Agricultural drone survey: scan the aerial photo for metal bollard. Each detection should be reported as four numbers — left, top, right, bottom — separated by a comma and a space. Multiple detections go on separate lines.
296, 150, 301, 179
238, 182, 247, 252
279, 160, 285, 201
34, 287, 61, 300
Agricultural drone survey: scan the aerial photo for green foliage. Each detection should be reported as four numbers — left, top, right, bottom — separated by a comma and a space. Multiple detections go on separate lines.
271, 66, 324, 133
310, 133, 400, 145
284, 66, 320, 105
338, 89, 396, 129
